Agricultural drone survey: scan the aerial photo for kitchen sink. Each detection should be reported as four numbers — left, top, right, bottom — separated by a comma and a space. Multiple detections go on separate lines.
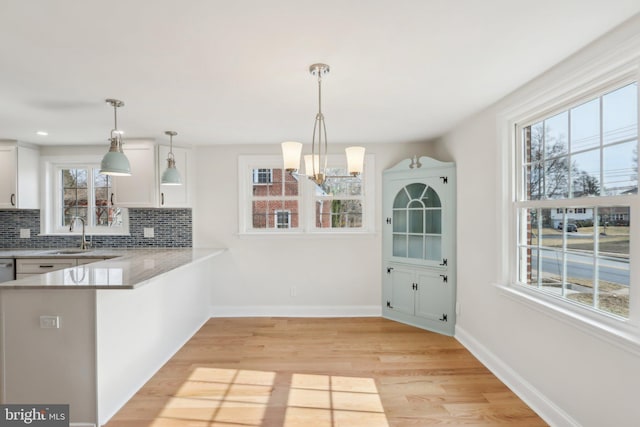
45, 250, 93, 255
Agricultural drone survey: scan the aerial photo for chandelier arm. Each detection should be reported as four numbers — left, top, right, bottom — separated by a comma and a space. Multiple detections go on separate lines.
321, 115, 328, 173
312, 115, 318, 179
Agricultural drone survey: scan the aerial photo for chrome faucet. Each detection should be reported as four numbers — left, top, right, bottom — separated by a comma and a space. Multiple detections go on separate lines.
69, 216, 89, 250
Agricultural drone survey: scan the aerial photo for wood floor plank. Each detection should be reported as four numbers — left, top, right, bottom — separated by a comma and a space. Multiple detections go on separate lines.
105, 318, 547, 426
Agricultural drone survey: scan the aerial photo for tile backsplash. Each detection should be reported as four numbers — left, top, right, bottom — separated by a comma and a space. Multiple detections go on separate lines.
0, 208, 192, 248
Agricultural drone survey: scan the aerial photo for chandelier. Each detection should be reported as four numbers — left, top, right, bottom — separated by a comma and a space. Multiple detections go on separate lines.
281, 63, 365, 186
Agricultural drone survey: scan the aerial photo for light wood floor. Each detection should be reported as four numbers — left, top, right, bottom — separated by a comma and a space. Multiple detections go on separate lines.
105, 317, 547, 426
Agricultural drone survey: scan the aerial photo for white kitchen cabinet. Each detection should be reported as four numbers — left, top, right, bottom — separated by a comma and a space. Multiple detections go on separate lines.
382, 156, 456, 336
158, 144, 191, 207
111, 140, 158, 207
0, 141, 39, 209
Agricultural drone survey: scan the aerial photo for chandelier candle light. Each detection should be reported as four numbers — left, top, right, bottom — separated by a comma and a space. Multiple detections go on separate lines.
281, 63, 365, 186
161, 130, 182, 185
100, 98, 131, 176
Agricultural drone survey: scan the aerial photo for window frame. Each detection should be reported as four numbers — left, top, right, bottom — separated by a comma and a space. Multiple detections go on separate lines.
41, 158, 129, 236
238, 154, 375, 235
498, 63, 640, 349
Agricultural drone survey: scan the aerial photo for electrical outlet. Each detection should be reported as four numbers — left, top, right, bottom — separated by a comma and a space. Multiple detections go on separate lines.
40, 315, 60, 329
290, 286, 297, 297
456, 301, 461, 315
20, 228, 30, 238
143, 227, 155, 238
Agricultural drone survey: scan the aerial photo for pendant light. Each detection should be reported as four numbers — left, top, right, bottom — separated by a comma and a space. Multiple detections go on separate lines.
100, 98, 131, 176
281, 63, 365, 186
161, 131, 182, 185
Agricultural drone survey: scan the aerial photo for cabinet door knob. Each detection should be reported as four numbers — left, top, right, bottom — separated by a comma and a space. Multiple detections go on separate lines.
161, 192, 165, 206
110, 193, 115, 205
10, 193, 16, 206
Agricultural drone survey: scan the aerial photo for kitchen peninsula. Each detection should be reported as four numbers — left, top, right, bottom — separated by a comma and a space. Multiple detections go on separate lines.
0, 248, 225, 427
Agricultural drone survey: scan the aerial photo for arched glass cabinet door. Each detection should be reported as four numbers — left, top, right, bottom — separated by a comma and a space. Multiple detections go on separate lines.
392, 183, 442, 261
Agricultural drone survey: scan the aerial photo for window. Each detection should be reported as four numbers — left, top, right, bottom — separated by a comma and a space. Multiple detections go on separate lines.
314, 167, 364, 229
43, 161, 129, 235
249, 166, 300, 230
275, 210, 291, 228
515, 81, 637, 319
253, 168, 273, 184
239, 155, 374, 234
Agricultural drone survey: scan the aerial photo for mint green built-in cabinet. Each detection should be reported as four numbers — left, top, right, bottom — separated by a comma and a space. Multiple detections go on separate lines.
382, 156, 456, 335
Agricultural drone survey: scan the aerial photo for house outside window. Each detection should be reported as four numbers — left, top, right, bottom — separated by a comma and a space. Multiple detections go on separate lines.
515, 80, 637, 319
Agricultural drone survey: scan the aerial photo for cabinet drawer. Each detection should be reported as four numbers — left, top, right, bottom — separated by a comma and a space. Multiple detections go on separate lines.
16, 258, 75, 274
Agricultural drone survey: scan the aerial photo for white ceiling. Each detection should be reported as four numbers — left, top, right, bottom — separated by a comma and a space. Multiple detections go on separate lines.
1, 0, 639, 147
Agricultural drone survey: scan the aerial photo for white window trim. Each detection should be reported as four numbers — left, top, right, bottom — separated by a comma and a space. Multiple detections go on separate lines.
496, 58, 640, 354
40, 155, 130, 236
238, 154, 375, 235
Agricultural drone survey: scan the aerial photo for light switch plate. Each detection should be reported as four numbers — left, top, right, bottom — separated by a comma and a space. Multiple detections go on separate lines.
143, 227, 155, 238
20, 228, 30, 238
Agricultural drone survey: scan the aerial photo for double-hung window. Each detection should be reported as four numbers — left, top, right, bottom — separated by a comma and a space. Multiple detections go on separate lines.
239, 154, 374, 234
515, 80, 637, 319
44, 161, 129, 235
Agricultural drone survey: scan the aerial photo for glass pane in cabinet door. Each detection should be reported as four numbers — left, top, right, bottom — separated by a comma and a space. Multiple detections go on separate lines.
425, 236, 442, 261
408, 235, 423, 259
423, 187, 441, 207
393, 189, 410, 208
408, 209, 424, 233
393, 210, 407, 232
393, 235, 407, 257
406, 183, 426, 200
425, 209, 441, 234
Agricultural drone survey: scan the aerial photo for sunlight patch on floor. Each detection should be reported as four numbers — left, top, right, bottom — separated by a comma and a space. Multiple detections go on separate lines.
148, 367, 389, 426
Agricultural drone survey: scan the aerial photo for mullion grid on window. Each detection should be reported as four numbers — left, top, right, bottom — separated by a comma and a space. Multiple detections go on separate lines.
313, 168, 364, 229
516, 80, 636, 319
58, 165, 121, 232
250, 167, 300, 230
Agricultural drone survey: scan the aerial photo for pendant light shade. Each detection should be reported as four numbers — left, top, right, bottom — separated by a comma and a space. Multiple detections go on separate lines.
161, 131, 182, 185
100, 99, 131, 176
345, 146, 366, 176
281, 141, 303, 172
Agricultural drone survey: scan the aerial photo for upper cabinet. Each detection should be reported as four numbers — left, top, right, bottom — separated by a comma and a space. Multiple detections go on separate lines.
0, 141, 39, 209
111, 140, 192, 208
111, 140, 158, 208
157, 144, 191, 208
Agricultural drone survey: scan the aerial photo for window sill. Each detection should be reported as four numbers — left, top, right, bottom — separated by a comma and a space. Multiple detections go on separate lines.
237, 230, 377, 239
495, 283, 640, 356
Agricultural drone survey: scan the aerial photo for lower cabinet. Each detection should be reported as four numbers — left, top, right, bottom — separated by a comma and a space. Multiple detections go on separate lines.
16, 258, 108, 279
383, 263, 454, 336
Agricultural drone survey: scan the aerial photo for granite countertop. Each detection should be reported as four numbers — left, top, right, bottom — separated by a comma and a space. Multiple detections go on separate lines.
0, 248, 225, 290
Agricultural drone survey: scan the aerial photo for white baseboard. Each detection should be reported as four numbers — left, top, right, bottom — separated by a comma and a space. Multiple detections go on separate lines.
210, 305, 381, 318
455, 325, 579, 427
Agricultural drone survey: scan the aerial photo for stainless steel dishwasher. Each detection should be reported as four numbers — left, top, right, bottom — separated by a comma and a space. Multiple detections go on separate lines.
0, 258, 15, 283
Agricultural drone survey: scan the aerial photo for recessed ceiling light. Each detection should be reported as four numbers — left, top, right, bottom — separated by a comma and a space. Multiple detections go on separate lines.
36, 131, 48, 136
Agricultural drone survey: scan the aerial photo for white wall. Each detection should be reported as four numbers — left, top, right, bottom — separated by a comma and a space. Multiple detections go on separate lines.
193, 142, 432, 316
435, 15, 640, 427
